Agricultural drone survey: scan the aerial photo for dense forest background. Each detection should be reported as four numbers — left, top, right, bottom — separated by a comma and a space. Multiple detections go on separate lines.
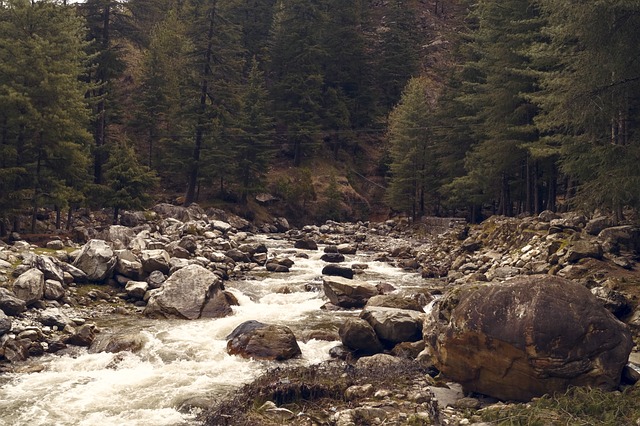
1, 0, 639, 235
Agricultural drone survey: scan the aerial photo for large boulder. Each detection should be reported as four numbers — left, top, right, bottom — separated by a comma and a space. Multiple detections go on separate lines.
321, 264, 354, 279
226, 320, 301, 361
73, 239, 116, 282
12, 268, 44, 306
0, 310, 11, 336
294, 239, 318, 250
339, 318, 384, 355
0, 287, 27, 316
104, 225, 135, 248
423, 275, 633, 402
597, 226, 640, 254
360, 307, 425, 346
90, 333, 147, 354
140, 249, 171, 275
143, 264, 231, 320
365, 294, 426, 312
34, 255, 64, 282
322, 276, 378, 308
115, 250, 144, 280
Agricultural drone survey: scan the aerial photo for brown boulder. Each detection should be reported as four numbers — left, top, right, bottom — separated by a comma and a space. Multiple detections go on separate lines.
226, 320, 301, 361
423, 275, 632, 402
339, 318, 384, 355
322, 276, 378, 308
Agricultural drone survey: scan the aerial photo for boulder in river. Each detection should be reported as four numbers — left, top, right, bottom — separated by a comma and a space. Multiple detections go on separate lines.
360, 306, 425, 346
321, 264, 354, 279
143, 264, 231, 320
294, 238, 318, 250
339, 318, 384, 356
322, 276, 378, 308
226, 320, 301, 361
423, 275, 633, 402
73, 239, 116, 282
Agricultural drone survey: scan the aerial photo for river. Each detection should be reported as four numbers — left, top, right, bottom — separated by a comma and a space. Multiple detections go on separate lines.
0, 235, 425, 426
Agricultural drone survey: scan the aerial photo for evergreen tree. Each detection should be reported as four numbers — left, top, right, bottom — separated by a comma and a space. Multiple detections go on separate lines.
269, 0, 327, 167
320, 0, 374, 157
104, 139, 159, 223
444, 0, 542, 217
135, 8, 192, 172
385, 76, 438, 219
80, 0, 128, 187
373, 0, 423, 113
183, 0, 244, 204
534, 0, 640, 220
235, 57, 274, 203
0, 0, 92, 233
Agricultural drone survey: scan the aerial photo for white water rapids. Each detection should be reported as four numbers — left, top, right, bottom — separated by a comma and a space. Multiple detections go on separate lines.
0, 236, 426, 426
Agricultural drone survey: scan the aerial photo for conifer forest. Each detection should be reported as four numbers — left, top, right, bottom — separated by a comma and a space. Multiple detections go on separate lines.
1, 0, 639, 233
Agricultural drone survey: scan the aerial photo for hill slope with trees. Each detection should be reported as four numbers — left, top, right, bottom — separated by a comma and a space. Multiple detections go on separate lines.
1, 0, 639, 233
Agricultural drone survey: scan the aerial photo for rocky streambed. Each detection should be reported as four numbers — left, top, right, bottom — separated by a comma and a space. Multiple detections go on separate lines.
0, 205, 639, 425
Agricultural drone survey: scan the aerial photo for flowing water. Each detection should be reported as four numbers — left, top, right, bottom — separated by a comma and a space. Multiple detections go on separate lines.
0, 235, 425, 426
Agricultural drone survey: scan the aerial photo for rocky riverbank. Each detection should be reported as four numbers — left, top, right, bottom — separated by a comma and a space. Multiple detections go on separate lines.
1, 206, 639, 425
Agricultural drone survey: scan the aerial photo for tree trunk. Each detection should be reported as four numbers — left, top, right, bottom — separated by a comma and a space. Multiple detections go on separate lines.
113, 206, 119, 225
93, 2, 111, 185
66, 207, 73, 230
55, 205, 61, 230
185, 4, 217, 206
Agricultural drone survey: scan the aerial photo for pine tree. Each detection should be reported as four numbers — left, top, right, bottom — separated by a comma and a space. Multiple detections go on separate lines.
385, 76, 438, 219
135, 8, 192, 172
0, 0, 92, 233
534, 0, 640, 219
235, 57, 274, 203
443, 0, 542, 217
373, 0, 423, 113
104, 139, 159, 223
269, 0, 327, 167
183, 0, 244, 205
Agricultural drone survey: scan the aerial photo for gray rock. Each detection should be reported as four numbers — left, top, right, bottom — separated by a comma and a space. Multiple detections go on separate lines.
73, 239, 116, 282
43, 279, 65, 301
0, 287, 27, 316
337, 243, 357, 255
104, 225, 135, 247
45, 240, 65, 250
64, 324, 96, 347
226, 320, 301, 361
140, 249, 171, 274
365, 294, 426, 312
34, 255, 64, 282
143, 264, 231, 320
38, 308, 72, 328
360, 306, 424, 345
322, 276, 378, 308
115, 250, 144, 279
321, 253, 345, 263
562, 240, 603, 263
125, 280, 149, 300
90, 333, 147, 353
0, 310, 11, 335
294, 238, 318, 250
322, 264, 354, 279
12, 268, 44, 305
146, 270, 166, 289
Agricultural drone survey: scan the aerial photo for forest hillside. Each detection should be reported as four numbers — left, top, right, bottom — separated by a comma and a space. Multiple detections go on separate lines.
1, 0, 639, 233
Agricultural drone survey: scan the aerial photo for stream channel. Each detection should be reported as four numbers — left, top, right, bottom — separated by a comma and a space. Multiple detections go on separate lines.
0, 235, 426, 426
